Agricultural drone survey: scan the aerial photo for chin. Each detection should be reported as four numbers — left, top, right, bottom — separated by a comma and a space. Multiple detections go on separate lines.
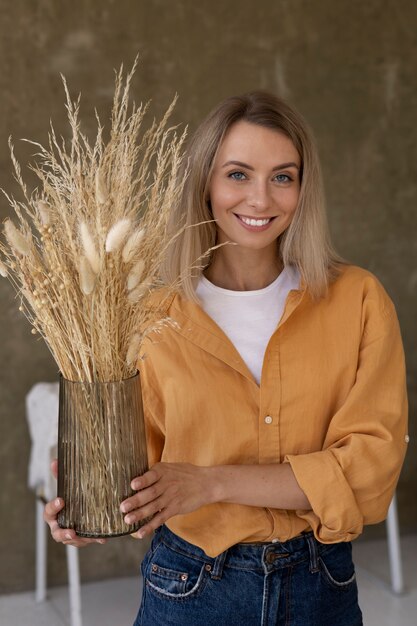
233, 238, 279, 252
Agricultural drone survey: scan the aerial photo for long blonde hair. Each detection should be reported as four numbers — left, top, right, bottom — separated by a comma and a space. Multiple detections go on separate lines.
161, 90, 349, 302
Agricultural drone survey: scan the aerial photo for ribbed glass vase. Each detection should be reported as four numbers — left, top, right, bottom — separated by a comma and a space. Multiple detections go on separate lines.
57, 371, 149, 537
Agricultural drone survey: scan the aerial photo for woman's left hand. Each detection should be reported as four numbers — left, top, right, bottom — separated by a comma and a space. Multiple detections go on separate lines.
120, 462, 214, 539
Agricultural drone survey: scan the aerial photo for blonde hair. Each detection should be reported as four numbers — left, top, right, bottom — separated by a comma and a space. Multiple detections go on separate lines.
161, 90, 349, 302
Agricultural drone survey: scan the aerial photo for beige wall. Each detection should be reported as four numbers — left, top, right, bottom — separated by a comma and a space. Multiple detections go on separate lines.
0, 0, 416, 594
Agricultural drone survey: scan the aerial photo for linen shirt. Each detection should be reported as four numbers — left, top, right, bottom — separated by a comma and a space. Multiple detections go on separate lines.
138, 263, 409, 558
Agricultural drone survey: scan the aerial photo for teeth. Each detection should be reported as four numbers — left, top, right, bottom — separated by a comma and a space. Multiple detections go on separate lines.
240, 216, 271, 226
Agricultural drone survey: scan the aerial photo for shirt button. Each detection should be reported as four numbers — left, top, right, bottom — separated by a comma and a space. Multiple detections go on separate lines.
272, 538, 279, 544
264, 415, 273, 424
405, 435, 410, 443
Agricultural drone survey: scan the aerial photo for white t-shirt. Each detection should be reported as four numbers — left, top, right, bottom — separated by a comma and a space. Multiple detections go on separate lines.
196, 265, 301, 385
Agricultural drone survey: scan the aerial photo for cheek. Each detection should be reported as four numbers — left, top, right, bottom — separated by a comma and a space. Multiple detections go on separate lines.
210, 187, 240, 218
280, 188, 300, 213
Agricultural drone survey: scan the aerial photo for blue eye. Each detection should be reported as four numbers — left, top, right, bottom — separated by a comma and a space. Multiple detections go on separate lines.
228, 171, 246, 181
275, 174, 292, 183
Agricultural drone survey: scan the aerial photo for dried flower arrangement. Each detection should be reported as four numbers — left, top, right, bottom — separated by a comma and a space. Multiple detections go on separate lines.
0, 57, 187, 384
0, 59, 189, 536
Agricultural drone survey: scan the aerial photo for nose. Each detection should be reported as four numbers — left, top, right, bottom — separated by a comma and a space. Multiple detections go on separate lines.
247, 180, 271, 212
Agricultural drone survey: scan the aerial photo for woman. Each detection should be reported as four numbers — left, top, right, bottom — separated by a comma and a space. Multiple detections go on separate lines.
45, 92, 408, 625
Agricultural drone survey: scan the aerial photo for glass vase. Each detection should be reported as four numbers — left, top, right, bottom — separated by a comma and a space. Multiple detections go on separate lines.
57, 371, 149, 537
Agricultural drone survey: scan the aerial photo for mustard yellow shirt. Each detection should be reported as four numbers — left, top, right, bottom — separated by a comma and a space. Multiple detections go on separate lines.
138, 264, 408, 558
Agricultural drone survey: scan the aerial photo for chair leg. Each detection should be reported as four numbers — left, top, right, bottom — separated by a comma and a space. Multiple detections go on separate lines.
35, 498, 47, 602
66, 545, 83, 626
387, 493, 405, 594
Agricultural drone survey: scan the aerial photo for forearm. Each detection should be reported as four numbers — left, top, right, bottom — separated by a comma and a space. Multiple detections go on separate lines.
121, 461, 311, 540
207, 462, 311, 510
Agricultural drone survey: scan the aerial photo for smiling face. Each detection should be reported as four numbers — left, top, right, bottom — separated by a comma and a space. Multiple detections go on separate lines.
208, 120, 301, 253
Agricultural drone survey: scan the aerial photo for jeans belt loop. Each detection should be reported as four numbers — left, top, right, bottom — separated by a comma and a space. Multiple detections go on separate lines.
210, 548, 228, 580
306, 533, 320, 573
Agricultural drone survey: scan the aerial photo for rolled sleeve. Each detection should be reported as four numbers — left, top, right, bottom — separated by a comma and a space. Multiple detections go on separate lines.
285, 296, 408, 543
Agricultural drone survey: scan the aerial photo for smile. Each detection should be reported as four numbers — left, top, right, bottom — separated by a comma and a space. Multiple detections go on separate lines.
234, 214, 276, 230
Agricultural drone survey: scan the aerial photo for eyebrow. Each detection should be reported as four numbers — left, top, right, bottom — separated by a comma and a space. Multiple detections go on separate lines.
221, 160, 300, 171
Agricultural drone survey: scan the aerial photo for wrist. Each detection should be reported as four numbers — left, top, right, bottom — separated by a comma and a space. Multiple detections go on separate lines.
203, 465, 226, 505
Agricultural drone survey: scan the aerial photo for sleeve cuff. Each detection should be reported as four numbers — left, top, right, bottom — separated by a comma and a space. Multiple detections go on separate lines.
285, 451, 364, 543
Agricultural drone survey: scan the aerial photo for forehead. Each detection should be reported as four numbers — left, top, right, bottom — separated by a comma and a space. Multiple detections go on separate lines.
216, 120, 300, 164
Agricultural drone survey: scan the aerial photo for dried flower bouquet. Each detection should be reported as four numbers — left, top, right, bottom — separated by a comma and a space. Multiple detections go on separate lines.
0, 58, 187, 383
0, 59, 188, 536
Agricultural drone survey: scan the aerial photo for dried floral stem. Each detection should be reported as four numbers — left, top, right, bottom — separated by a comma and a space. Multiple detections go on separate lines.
0, 59, 188, 382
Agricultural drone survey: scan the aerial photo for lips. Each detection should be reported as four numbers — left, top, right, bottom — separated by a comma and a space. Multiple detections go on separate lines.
234, 214, 276, 230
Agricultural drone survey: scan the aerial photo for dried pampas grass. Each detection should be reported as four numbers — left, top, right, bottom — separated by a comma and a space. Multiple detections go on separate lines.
80, 222, 101, 274
105, 219, 132, 253
122, 227, 146, 264
79, 256, 96, 296
127, 259, 146, 291
4, 219, 31, 256
0, 57, 188, 382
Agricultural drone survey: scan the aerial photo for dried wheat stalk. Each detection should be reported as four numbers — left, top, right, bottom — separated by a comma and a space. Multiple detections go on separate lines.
0, 58, 188, 383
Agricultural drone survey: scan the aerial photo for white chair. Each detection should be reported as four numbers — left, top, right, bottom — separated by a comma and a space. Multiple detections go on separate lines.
386, 493, 404, 594
26, 382, 83, 626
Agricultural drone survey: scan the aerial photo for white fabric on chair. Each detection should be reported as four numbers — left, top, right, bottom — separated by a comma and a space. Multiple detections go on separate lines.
26, 382, 59, 501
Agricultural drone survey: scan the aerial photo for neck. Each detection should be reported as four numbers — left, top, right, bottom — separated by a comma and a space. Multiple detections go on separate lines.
204, 245, 283, 291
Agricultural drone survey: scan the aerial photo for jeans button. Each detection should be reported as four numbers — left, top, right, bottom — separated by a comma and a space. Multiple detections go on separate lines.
266, 551, 289, 563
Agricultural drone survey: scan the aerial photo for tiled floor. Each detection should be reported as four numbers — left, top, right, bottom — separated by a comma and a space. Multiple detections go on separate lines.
1, 535, 416, 626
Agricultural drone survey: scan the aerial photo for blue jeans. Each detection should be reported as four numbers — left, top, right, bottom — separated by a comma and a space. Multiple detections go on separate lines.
134, 525, 363, 626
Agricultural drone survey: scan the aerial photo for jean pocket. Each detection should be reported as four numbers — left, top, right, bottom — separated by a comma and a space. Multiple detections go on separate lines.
318, 543, 357, 591
145, 541, 208, 600
148, 563, 189, 594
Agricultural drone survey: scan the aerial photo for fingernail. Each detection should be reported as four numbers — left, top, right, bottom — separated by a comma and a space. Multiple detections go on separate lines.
66, 533, 72, 540
98, 539, 106, 544
125, 515, 133, 524
132, 480, 140, 490
120, 503, 128, 513
55, 498, 61, 508
137, 530, 145, 539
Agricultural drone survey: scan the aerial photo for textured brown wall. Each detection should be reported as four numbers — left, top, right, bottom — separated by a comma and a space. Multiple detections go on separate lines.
0, 0, 416, 594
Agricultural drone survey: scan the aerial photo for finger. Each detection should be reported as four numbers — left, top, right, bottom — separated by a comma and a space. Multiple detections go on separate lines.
130, 468, 159, 491
62, 540, 90, 548
132, 509, 168, 539
51, 525, 107, 546
44, 497, 64, 523
121, 483, 162, 514
123, 495, 165, 525
68, 534, 107, 545
51, 458, 58, 479
44, 499, 107, 547
51, 526, 78, 543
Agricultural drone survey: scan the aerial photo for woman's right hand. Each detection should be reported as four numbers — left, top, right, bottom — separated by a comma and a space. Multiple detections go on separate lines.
43, 459, 107, 548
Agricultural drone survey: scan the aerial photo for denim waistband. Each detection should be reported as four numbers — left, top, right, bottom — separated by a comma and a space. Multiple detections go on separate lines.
154, 525, 328, 579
